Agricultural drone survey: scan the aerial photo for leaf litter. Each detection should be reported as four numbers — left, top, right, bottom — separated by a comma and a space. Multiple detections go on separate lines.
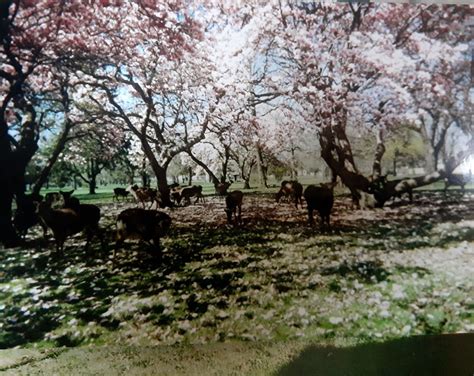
0, 190, 472, 348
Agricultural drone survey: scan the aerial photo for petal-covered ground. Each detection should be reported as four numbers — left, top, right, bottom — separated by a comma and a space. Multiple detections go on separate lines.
0, 190, 472, 348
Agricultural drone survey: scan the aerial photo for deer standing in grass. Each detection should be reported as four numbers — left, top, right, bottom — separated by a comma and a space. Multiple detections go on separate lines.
115, 208, 172, 261
303, 182, 335, 229
175, 185, 204, 206
276, 180, 303, 208
225, 190, 243, 225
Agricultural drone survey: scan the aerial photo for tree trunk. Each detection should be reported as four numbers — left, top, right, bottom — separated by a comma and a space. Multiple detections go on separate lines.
424, 143, 436, 174
89, 177, 97, 195
255, 143, 268, 188
140, 136, 172, 207
141, 172, 148, 187
32, 125, 71, 196
0, 105, 39, 246
0, 118, 17, 245
187, 167, 193, 186
186, 150, 220, 186
319, 121, 370, 193
243, 178, 251, 189
239, 158, 254, 190
290, 145, 298, 180
220, 146, 231, 183
155, 165, 172, 208
372, 126, 385, 180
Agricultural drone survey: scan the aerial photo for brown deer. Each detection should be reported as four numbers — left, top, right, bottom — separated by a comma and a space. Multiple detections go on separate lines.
36, 201, 89, 253
276, 180, 303, 208
176, 185, 204, 206
61, 193, 103, 252
225, 190, 243, 225
129, 185, 160, 208
303, 183, 335, 228
115, 208, 172, 260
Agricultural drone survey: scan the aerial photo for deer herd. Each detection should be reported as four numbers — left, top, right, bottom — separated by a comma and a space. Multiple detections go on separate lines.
13, 173, 468, 262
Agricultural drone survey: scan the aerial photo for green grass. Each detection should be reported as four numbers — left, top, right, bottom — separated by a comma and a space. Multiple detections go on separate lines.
5, 186, 472, 352
35, 177, 473, 204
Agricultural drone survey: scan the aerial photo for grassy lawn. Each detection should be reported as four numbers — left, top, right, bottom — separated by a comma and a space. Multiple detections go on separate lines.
2, 186, 473, 374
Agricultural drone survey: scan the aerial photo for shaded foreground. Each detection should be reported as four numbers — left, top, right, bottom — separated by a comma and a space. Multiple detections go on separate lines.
1, 333, 473, 375
0, 190, 473, 350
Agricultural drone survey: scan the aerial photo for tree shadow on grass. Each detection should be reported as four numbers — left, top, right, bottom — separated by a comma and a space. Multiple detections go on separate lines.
277, 333, 474, 376
1, 190, 472, 348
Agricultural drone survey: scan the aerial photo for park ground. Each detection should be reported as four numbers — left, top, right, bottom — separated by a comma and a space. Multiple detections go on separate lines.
0, 183, 473, 374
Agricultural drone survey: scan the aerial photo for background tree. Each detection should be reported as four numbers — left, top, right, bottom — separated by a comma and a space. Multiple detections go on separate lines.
63, 122, 126, 194
216, 1, 473, 205
0, 0, 125, 245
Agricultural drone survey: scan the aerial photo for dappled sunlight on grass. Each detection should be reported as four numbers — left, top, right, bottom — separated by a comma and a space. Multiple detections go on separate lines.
0, 190, 473, 348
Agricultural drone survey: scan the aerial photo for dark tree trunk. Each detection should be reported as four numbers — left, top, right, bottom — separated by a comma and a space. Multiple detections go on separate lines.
0, 119, 17, 245
140, 135, 173, 207
141, 172, 148, 187
317, 111, 473, 207
186, 150, 220, 186
75, 159, 102, 195
220, 146, 231, 183
155, 165, 172, 208
0, 143, 18, 245
187, 167, 193, 186
319, 121, 370, 194
89, 177, 96, 195
0, 120, 38, 245
238, 157, 255, 190
141, 156, 149, 187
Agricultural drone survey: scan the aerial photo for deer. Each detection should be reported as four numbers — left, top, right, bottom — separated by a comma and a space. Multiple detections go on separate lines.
170, 185, 182, 204
115, 208, 172, 261
303, 182, 335, 229
13, 193, 48, 240
36, 201, 90, 253
129, 185, 161, 208
113, 187, 130, 202
60, 192, 103, 252
276, 180, 303, 208
175, 185, 204, 206
224, 190, 243, 225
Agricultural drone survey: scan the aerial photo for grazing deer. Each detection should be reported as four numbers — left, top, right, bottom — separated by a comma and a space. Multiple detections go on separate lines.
113, 187, 130, 202
276, 180, 303, 208
225, 190, 243, 225
303, 183, 335, 228
115, 208, 172, 260
176, 185, 204, 206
